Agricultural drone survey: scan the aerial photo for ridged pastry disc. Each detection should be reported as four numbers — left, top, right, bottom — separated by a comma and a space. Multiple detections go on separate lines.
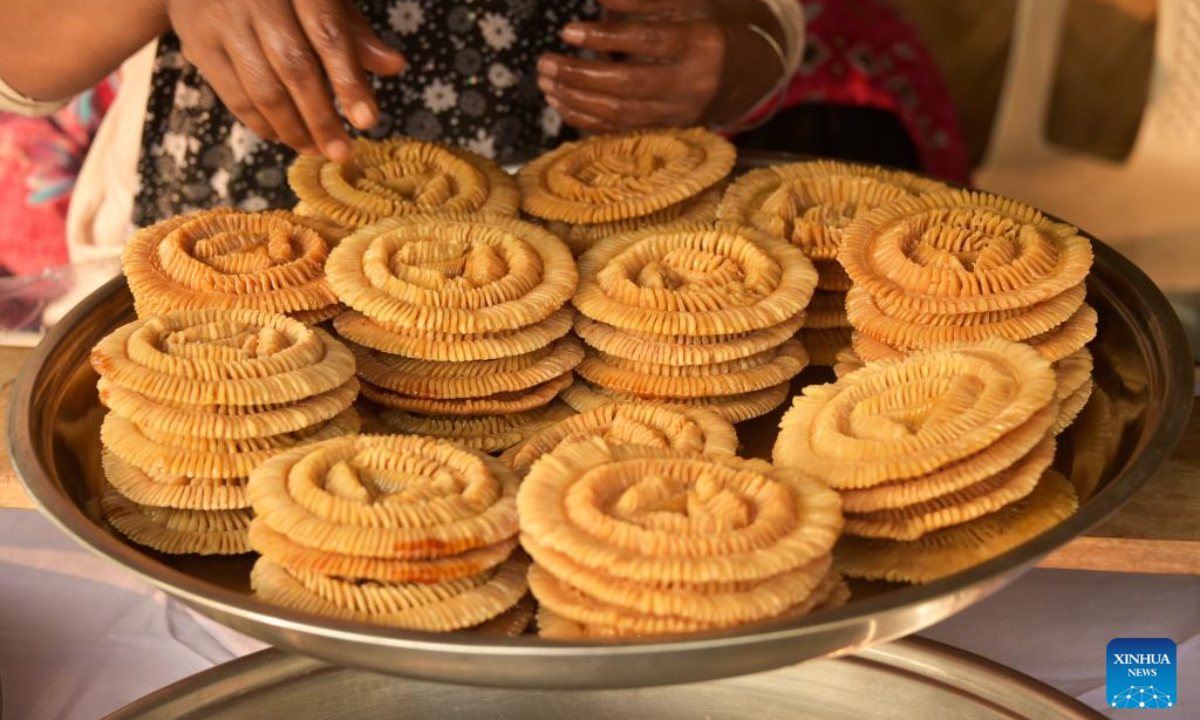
574, 222, 817, 336
103, 450, 249, 510
518, 440, 843, 584
546, 186, 723, 256
475, 592, 536, 636
287, 137, 519, 228
289, 303, 345, 325
560, 378, 791, 423
774, 338, 1058, 489
247, 434, 520, 559
838, 190, 1094, 315
352, 335, 583, 400
1052, 378, 1093, 436
326, 214, 577, 334
1054, 347, 1093, 401
801, 327, 853, 367
844, 283, 1086, 351
334, 306, 574, 362
1028, 304, 1098, 362
519, 127, 735, 224
718, 160, 946, 260
91, 309, 356, 407
832, 345, 864, 379
102, 408, 361, 480
97, 377, 359, 439
360, 371, 573, 416
843, 436, 1055, 540
248, 520, 518, 582
251, 554, 529, 631
374, 401, 576, 453
123, 209, 341, 318
835, 470, 1078, 583
850, 330, 905, 363
101, 487, 252, 555
501, 403, 738, 475
576, 339, 807, 399
573, 314, 804, 367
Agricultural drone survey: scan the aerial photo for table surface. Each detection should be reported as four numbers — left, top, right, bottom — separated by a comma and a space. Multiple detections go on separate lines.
2, 345, 1197, 575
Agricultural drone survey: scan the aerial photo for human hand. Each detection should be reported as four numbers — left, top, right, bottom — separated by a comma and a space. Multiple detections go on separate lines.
166, 0, 406, 161
536, 0, 783, 132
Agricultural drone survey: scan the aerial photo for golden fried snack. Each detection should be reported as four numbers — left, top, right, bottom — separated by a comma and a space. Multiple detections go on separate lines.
374, 401, 576, 453
839, 190, 1093, 316
832, 345, 864, 379
351, 335, 583, 399
849, 330, 905, 363
574, 314, 804, 367
360, 371, 573, 416
326, 214, 577, 334
519, 127, 735, 224
288, 137, 519, 228
91, 310, 356, 408
835, 470, 1078, 583
248, 435, 520, 559
101, 487, 252, 555
576, 339, 807, 399
560, 378, 791, 423
1066, 385, 1117, 503
334, 307, 574, 362
251, 554, 529, 631
801, 327, 853, 367
717, 160, 947, 260
103, 450, 249, 510
501, 403, 737, 475
546, 186, 723, 256
774, 338, 1058, 489
1052, 378, 1093, 436
815, 260, 853, 292
1055, 348, 1093, 401
475, 592, 537, 636
288, 303, 346, 326
124, 209, 341, 319
1028, 304, 1098, 362
520, 441, 842, 585
574, 222, 816, 336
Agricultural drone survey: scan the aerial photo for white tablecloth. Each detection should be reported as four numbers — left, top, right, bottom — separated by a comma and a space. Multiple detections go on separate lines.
1, 508, 1196, 719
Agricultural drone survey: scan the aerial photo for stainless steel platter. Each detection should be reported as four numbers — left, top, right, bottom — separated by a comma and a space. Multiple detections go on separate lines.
104, 638, 1105, 720
8, 183, 1192, 689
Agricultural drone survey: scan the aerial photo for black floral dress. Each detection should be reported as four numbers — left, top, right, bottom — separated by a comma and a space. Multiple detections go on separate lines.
134, 0, 597, 226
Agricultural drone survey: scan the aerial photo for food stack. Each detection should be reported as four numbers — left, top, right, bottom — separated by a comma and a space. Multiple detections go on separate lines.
248, 435, 530, 631
289, 137, 520, 230
518, 127, 736, 255
500, 402, 738, 476
92, 309, 359, 555
568, 222, 817, 423
838, 190, 1097, 434
774, 338, 1079, 584
326, 214, 581, 452
718, 161, 947, 365
123, 208, 347, 325
519, 440, 845, 638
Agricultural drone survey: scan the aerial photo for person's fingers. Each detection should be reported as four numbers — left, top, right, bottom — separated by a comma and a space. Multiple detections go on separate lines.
559, 20, 697, 58
344, 4, 407, 76
294, 0, 379, 130
544, 95, 618, 134
537, 53, 686, 101
198, 48, 280, 141
223, 22, 320, 154
544, 81, 688, 127
251, 5, 353, 160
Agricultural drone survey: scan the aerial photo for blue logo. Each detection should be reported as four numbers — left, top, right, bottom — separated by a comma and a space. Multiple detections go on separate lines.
1107, 638, 1177, 709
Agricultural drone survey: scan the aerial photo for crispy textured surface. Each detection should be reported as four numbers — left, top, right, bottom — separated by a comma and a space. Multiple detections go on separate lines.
501, 403, 738, 475
326, 214, 577, 334
352, 335, 583, 399
102, 487, 252, 555
839, 190, 1094, 315
247, 435, 520, 559
103, 450, 249, 510
574, 222, 816, 336
546, 186, 723, 256
774, 338, 1057, 488
91, 310, 356, 407
573, 313, 804, 367
288, 138, 519, 228
519, 128, 735, 224
835, 471, 1078, 583
560, 378, 791, 423
374, 401, 576, 453
360, 370, 573, 416
123, 209, 341, 317
718, 160, 946, 260
801, 328, 853, 367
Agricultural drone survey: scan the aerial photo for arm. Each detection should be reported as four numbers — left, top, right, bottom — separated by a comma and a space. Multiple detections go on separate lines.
0, 0, 168, 105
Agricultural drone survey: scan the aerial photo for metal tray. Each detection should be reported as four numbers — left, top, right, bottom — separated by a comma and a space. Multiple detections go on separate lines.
104, 638, 1104, 719
8, 214, 1192, 690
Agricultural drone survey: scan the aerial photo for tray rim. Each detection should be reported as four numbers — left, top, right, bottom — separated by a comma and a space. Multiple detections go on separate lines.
7, 203, 1193, 689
